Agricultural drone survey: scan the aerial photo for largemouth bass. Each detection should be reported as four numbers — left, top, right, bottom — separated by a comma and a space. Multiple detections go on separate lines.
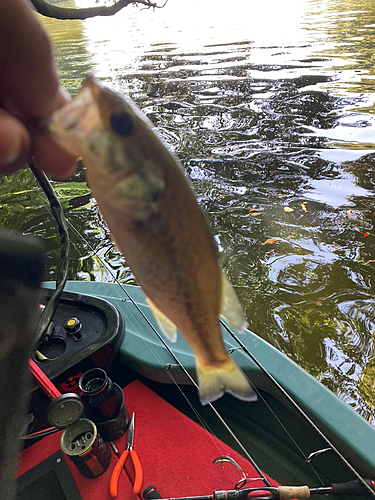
47, 76, 256, 405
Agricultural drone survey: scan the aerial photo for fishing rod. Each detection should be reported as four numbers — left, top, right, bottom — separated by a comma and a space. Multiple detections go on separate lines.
66, 213, 375, 496
31, 164, 375, 497
65, 218, 374, 494
30, 167, 272, 488
143, 479, 375, 500
64, 216, 272, 488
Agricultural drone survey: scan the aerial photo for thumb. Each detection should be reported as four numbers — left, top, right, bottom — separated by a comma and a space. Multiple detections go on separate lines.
0, 109, 30, 174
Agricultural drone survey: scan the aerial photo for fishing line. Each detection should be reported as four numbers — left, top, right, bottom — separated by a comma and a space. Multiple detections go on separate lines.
65, 217, 374, 494
224, 357, 324, 485
160, 363, 226, 457
65, 217, 272, 487
243, 379, 325, 486
223, 323, 375, 497
163, 366, 220, 440
121, 314, 229, 460
112, 301, 221, 446
34, 185, 372, 493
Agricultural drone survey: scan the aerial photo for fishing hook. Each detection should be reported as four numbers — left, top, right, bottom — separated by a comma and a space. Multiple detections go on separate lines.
227, 347, 244, 354
214, 455, 246, 488
213, 455, 263, 489
164, 364, 180, 371
305, 448, 332, 464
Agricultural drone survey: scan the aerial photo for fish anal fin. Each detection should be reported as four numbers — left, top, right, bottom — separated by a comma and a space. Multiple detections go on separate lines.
220, 272, 248, 334
196, 356, 257, 405
146, 297, 178, 342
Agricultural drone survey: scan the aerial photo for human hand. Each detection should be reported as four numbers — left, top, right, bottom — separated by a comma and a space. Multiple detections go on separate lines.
0, 0, 76, 178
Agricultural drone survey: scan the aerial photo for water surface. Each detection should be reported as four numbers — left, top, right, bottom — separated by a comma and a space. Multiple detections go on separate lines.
2, 0, 375, 421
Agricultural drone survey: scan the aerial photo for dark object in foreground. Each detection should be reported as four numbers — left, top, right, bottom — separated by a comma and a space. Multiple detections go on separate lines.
0, 229, 46, 500
15, 450, 82, 500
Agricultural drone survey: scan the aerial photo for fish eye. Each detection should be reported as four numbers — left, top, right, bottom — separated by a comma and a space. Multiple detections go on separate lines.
110, 111, 133, 136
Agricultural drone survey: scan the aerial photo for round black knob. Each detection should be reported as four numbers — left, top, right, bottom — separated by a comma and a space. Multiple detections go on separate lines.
63, 317, 82, 334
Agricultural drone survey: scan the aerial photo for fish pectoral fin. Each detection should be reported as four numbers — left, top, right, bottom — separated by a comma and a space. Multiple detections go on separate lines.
146, 297, 178, 342
196, 356, 257, 405
115, 162, 165, 205
220, 272, 248, 333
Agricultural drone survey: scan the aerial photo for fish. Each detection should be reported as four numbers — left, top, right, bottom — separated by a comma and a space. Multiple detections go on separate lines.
47, 76, 256, 405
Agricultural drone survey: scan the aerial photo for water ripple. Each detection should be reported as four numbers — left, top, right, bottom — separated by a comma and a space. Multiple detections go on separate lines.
5, 0, 373, 421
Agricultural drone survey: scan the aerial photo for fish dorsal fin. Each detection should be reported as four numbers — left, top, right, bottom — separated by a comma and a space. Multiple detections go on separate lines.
220, 272, 248, 334
146, 297, 178, 342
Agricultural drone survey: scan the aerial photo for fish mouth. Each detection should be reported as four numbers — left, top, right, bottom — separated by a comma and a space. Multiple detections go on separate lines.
47, 77, 102, 155
52, 86, 95, 131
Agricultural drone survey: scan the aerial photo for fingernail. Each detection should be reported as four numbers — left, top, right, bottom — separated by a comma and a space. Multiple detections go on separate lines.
0, 135, 22, 165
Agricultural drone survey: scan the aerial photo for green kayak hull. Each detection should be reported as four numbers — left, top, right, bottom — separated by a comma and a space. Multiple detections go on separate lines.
43, 281, 375, 486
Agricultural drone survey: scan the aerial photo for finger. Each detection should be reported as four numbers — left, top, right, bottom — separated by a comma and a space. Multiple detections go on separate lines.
0, 0, 60, 120
0, 109, 30, 174
56, 86, 71, 109
29, 85, 77, 178
31, 130, 77, 180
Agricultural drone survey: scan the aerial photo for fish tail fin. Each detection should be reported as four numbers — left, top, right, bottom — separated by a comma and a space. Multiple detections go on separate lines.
196, 356, 257, 405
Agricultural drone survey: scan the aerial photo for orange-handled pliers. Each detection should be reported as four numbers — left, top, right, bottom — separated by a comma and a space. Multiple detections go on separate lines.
110, 413, 143, 497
